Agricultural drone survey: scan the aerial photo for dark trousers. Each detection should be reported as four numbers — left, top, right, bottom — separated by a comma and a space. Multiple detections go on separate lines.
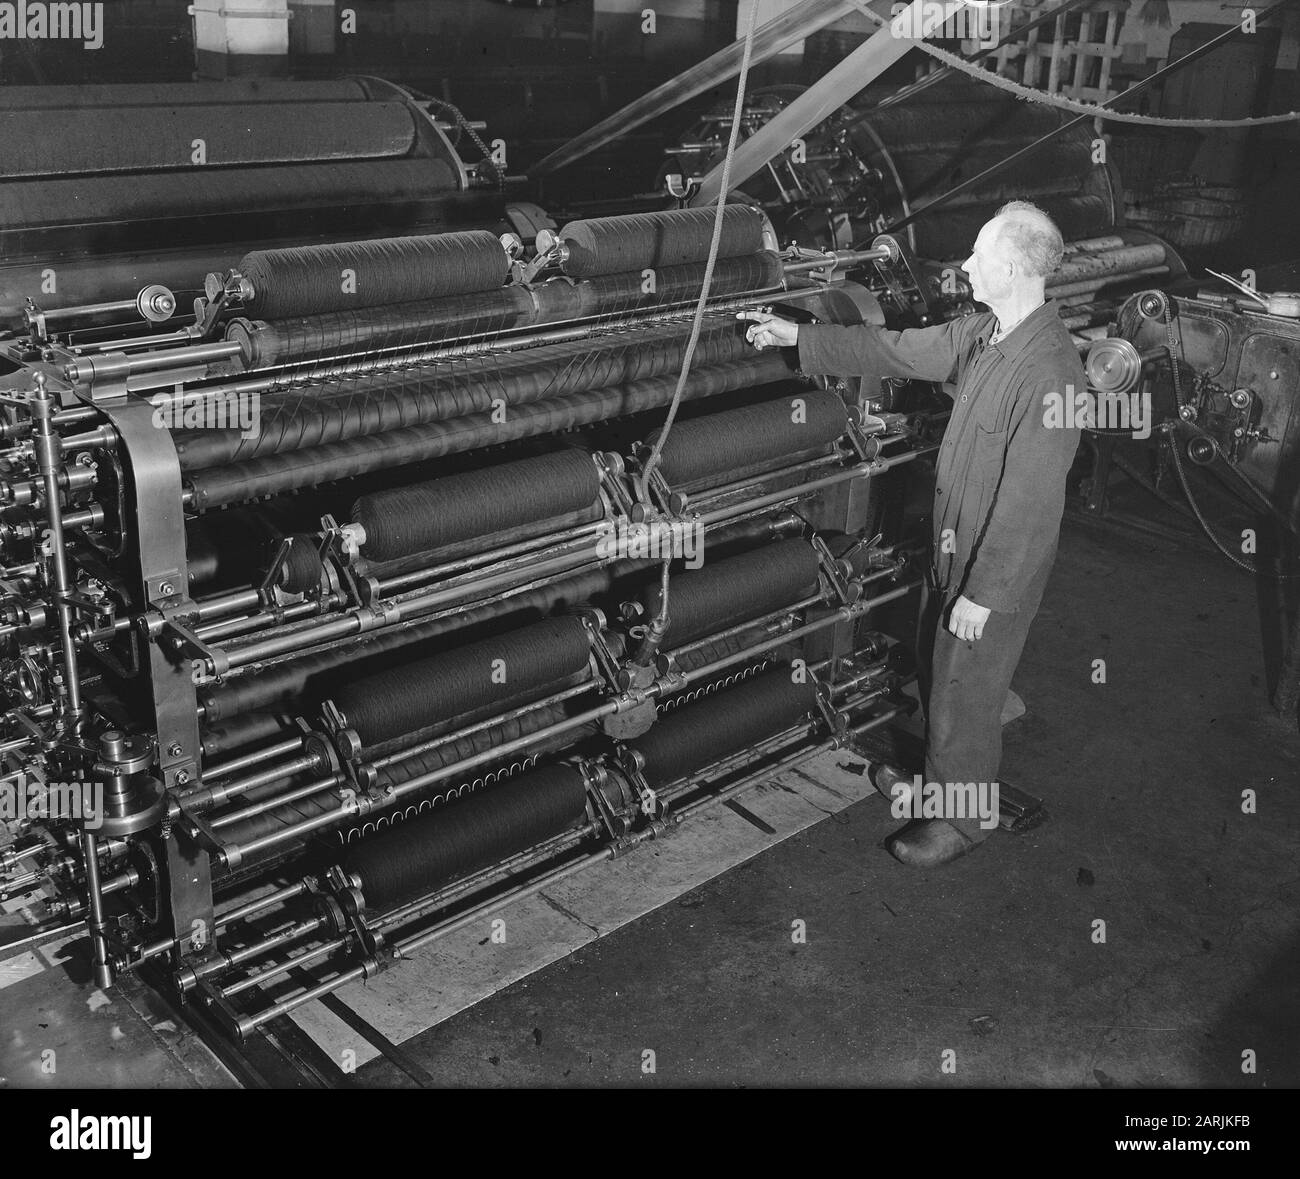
913, 557, 1052, 841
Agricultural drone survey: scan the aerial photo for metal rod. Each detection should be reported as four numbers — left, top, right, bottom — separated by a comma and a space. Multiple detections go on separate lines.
136, 880, 311, 963
80, 831, 112, 988
196, 754, 325, 819
178, 915, 327, 990
30, 376, 82, 728
201, 737, 305, 783
211, 769, 344, 830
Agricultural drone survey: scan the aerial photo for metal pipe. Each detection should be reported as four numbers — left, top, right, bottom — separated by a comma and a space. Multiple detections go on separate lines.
30, 375, 82, 728
136, 880, 311, 963
201, 737, 305, 783
80, 831, 112, 989
63, 339, 240, 385
177, 915, 327, 991
374, 520, 612, 595
210, 770, 345, 830
194, 753, 325, 818
220, 936, 350, 1001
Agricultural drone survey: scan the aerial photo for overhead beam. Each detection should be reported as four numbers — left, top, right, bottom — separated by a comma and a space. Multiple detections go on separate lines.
690, 0, 963, 207
529, 0, 865, 178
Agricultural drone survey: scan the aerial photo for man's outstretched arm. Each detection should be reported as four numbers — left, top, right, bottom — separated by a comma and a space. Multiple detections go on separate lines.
738, 310, 966, 386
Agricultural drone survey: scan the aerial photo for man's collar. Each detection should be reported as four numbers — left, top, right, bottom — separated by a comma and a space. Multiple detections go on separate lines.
990, 298, 1058, 357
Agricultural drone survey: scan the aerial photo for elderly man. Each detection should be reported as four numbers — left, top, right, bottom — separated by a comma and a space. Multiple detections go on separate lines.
739, 200, 1085, 867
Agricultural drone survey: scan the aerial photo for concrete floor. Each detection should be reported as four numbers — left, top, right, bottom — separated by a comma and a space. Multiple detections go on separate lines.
2, 490, 1297, 1089
350, 506, 1300, 1088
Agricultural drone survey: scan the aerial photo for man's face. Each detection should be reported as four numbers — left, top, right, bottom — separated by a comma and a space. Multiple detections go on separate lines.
963, 217, 1013, 307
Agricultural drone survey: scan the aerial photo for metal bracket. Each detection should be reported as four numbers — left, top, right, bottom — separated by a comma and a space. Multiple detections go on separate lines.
76, 389, 202, 793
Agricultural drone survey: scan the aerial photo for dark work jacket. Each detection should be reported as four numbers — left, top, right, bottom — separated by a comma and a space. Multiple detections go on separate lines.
798, 299, 1085, 613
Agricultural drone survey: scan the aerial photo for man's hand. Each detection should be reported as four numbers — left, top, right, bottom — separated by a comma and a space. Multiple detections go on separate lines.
947, 594, 991, 642
737, 309, 798, 350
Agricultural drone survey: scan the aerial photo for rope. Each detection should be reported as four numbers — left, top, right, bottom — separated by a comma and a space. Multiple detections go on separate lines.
849, 1, 1300, 128
638, 0, 762, 502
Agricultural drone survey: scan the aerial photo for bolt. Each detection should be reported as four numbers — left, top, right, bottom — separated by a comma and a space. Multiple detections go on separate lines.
175, 770, 190, 786
158, 581, 174, 596
167, 743, 183, 758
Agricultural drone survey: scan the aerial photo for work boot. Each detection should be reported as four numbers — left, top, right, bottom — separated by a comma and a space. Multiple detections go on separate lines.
884, 817, 985, 867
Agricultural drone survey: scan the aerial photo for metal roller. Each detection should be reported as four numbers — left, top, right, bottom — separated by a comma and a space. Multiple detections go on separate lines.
179, 321, 758, 471
648, 388, 849, 485
185, 353, 799, 509
628, 666, 818, 787
556, 205, 768, 277
0, 80, 372, 108
353, 450, 602, 563
237, 230, 510, 319
345, 765, 589, 912
225, 253, 785, 370
196, 565, 623, 723
0, 103, 417, 179
0, 158, 462, 234
332, 617, 592, 747
643, 539, 822, 647
195, 516, 778, 725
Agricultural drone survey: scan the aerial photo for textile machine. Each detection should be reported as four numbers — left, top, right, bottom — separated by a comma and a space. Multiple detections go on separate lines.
0, 153, 932, 1039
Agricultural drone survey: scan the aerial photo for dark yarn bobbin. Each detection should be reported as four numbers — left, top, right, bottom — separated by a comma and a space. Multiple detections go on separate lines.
628, 667, 817, 787
346, 764, 588, 910
558, 205, 765, 278
353, 451, 600, 563
332, 617, 591, 746
239, 230, 508, 318
648, 389, 848, 486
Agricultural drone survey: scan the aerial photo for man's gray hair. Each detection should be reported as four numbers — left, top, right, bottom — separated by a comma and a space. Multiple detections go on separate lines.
994, 200, 1065, 278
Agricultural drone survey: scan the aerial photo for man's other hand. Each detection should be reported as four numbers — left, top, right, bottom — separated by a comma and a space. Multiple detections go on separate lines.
947, 594, 991, 642
737, 310, 798, 350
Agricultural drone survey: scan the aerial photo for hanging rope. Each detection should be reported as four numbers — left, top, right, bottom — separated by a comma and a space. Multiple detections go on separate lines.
849, 1, 1300, 128
637, 0, 763, 502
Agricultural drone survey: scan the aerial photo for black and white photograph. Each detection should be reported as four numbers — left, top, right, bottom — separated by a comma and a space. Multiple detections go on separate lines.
0, 0, 1296, 1133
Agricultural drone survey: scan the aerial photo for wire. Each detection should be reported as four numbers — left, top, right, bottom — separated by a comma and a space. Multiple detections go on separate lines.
637, 1, 763, 502
1165, 428, 1300, 580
